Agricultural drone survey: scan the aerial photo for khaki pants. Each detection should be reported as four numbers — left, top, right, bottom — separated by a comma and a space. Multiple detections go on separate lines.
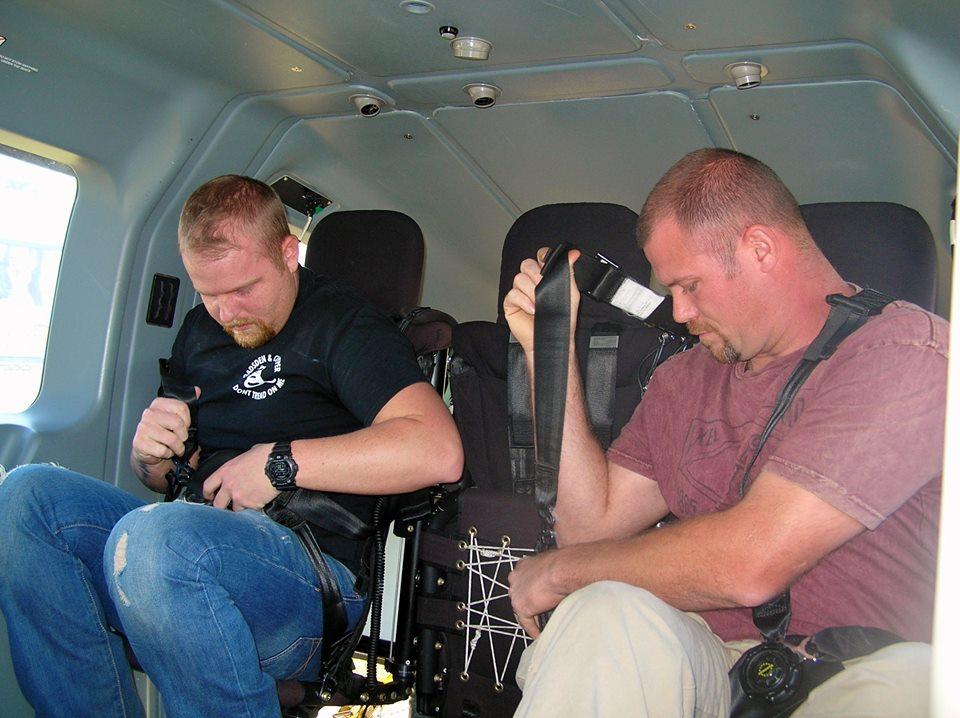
514, 581, 929, 718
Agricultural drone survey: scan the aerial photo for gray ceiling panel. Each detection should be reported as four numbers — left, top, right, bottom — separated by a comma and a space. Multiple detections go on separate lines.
4, 0, 345, 94
682, 42, 892, 86
711, 81, 954, 251
622, 0, 945, 52
390, 56, 670, 107
435, 92, 712, 211
233, 0, 643, 76
257, 112, 517, 320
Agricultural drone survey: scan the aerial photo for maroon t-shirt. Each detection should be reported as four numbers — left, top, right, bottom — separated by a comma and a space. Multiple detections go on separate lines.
607, 301, 947, 642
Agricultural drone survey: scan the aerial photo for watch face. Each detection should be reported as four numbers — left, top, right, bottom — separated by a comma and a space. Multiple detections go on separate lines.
266, 450, 298, 489
269, 458, 294, 482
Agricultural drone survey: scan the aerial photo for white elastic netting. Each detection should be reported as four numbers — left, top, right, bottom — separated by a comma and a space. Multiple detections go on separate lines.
457, 529, 534, 690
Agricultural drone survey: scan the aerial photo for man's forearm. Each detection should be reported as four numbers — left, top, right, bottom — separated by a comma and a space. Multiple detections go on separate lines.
130, 453, 173, 494
550, 514, 757, 612
289, 387, 462, 495
552, 356, 618, 546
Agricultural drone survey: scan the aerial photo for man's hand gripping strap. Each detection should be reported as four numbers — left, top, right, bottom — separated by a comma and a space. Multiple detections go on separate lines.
158, 358, 199, 502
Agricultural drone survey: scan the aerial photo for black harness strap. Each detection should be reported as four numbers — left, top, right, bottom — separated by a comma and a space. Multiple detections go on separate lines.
584, 323, 621, 449
158, 358, 200, 502
737, 288, 893, 645
507, 335, 536, 495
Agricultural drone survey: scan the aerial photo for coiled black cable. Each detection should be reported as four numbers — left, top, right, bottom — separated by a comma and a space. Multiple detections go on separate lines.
365, 496, 387, 689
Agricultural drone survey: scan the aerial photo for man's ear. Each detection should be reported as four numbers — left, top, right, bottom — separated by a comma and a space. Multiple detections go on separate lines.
740, 225, 778, 273
281, 234, 300, 272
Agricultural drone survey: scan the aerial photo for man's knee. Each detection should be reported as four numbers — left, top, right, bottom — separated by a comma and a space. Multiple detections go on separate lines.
797, 642, 931, 718
0, 464, 75, 542
0, 463, 71, 508
105, 503, 212, 612
546, 580, 719, 665
555, 581, 689, 638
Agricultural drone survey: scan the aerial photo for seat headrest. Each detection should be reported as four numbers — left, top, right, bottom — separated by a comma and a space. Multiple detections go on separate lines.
497, 203, 648, 322
800, 202, 937, 312
305, 210, 424, 318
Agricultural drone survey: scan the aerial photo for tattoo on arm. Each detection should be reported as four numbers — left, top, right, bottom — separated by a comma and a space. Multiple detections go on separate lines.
135, 460, 153, 482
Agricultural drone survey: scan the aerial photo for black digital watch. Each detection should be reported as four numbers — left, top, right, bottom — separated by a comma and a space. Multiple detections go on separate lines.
264, 441, 299, 491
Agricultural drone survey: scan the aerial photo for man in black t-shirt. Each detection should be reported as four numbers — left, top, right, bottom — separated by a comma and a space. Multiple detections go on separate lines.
0, 175, 463, 717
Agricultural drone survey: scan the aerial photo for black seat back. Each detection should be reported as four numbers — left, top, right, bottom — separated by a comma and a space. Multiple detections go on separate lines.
305, 209, 425, 319
415, 202, 687, 717
800, 202, 938, 312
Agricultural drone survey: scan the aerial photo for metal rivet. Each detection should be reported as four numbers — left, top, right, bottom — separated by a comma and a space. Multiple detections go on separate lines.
321, 691, 332, 701
406, 523, 415, 532
750, 114, 760, 121
359, 692, 370, 702
434, 673, 443, 683
436, 577, 445, 587
684, 22, 696, 30
290, 66, 303, 72
434, 640, 443, 650
403, 132, 414, 140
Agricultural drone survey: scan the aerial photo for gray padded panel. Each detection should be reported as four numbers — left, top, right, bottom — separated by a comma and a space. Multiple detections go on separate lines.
435, 93, 712, 211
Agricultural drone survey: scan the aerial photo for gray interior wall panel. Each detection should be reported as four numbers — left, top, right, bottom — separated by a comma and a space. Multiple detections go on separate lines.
258, 111, 516, 321
711, 80, 955, 313
435, 92, 713, 214
104, 95, 305, 495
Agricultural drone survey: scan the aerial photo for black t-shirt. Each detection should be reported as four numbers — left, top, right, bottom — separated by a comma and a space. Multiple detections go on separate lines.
168, 266, 425, 572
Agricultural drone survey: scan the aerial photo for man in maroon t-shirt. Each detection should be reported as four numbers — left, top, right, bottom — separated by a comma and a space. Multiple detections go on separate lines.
503, 148, 946, 717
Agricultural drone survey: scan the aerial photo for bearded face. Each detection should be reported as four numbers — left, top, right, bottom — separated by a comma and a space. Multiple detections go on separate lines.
221, 317, 277, 349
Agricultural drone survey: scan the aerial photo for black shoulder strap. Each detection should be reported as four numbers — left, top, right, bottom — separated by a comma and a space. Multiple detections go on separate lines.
741, 288, 894, 643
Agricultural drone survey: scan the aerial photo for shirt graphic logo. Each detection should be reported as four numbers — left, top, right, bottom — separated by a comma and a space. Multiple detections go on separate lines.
233, 354, 285, 400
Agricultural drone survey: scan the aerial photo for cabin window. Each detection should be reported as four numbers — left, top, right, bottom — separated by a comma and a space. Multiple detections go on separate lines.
0, 145, 76, 413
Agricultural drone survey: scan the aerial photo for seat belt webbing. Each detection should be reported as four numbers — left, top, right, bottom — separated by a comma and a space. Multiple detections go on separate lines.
158, 358, 199, 502
739, 288, 894, 643
584, 324, 620, 449
507, 335, 535, 495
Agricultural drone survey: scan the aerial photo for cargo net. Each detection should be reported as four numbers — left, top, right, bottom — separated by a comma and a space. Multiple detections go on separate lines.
455, 527, 534, 691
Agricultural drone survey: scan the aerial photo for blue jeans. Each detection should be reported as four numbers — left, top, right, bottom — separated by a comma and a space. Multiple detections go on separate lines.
0, 464, 365, 717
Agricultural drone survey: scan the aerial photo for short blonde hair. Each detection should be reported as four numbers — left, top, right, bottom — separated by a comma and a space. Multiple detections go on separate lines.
637, 149, 810, 274
178, 175, 288, 267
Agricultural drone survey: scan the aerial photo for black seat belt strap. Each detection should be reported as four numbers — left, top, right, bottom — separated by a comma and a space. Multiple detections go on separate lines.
532, 243, 573, 555
585, 323, 621, 449
290, 521, 348, 661
507, 335, 536, 495
738, 289, 894, 644
158, 358, 199, 502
